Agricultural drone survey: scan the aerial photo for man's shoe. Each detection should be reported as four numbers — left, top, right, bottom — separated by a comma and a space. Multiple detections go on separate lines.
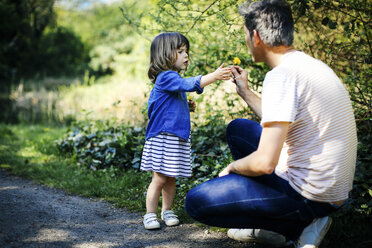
143, 213, 161, 230
161, 210, 180, 226
227, 228, 288, 247
295, 216, 332, 248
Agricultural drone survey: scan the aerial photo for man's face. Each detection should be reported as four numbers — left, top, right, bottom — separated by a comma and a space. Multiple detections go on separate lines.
244, 25, 263, 63
244, 26, 253, 50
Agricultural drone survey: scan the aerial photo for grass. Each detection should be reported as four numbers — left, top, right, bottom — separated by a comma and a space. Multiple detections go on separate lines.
0, 123, 195, 221
1, 123, 371, 248
0, 124, 150, 212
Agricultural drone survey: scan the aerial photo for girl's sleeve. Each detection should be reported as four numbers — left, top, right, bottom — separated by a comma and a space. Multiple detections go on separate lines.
156, 71, 203, 94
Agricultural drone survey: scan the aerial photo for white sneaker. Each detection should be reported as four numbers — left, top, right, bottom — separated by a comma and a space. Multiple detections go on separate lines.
143, 213, 161, 230
161, 210, 180, 226
227, 228, 288, 247
295, 216, 332, 248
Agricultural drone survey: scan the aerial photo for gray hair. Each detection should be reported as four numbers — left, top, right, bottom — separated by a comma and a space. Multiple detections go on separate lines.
239, 0, 294, 47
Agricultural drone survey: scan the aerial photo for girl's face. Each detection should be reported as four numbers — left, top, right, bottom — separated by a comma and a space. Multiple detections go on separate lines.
174, 45, 189, 72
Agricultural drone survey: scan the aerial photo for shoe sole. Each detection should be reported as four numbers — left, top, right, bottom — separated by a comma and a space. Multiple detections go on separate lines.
144, 224, 161, 230
163, 220, 180, 226
227, 229, 289, 247
227, 230, 256, 242
314, 217, 332, 247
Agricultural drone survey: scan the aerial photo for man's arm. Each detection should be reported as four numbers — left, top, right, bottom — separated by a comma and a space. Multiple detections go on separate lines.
231, 66, 262, 118
219, 121, 290, 177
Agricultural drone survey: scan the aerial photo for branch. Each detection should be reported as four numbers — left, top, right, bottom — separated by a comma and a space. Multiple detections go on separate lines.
186, 0, 220, 34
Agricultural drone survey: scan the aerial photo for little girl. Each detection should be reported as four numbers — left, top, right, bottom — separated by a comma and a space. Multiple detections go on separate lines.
140, 32, 231, 230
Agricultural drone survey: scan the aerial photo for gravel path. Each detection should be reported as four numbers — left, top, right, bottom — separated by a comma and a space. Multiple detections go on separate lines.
0, 170, 263, 248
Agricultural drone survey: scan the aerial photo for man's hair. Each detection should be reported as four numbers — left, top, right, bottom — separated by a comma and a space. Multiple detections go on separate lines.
148, 32, 190, 83
239, 0, 294, 47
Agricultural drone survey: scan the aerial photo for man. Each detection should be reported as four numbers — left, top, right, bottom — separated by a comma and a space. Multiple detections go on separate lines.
185, 0, 357, 247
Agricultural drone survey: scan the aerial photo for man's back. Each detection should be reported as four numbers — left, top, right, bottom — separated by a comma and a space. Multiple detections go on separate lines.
262, 51, 357, 202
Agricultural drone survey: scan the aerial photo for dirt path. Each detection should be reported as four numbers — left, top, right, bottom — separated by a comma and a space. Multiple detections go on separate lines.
0, 170, 262, 248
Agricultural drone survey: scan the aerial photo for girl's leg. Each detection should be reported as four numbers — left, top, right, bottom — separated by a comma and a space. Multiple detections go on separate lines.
226, 119, 262, 160
146, 172, 167, 213
161, 176, 176, 211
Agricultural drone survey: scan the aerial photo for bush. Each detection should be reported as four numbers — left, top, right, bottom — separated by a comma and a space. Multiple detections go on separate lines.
57, 114, 233, 181
57, 120, 146, 171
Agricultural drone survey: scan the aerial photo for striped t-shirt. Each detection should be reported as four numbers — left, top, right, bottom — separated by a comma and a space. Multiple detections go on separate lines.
261, 51, 357, 202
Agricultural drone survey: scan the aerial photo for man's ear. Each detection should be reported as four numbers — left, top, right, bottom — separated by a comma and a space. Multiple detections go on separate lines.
252, 30, 262, 47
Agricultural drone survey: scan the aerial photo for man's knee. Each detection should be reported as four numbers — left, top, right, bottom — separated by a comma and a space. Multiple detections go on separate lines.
185, 187, 202, 220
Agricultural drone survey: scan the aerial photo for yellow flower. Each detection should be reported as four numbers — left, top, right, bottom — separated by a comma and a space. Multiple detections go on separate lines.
187, 95, 193, 101
233, 57, 241, 65
44, 128, 50, 132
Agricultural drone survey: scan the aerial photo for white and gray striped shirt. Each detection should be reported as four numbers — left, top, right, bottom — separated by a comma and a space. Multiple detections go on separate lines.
261, 51, 357, 202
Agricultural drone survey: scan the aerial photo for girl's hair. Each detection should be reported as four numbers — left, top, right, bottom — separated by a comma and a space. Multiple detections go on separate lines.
148, 32, 190, 83
239, 0, 294, 47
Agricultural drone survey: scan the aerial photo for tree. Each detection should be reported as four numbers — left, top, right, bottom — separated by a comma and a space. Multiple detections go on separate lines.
0, 0, 56, 81
122, 0, 371, 120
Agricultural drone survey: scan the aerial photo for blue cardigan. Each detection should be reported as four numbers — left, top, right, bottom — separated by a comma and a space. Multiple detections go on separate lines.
145, 71, 203, 141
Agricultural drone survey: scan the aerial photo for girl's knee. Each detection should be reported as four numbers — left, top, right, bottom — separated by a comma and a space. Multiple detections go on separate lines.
151, 172, 168, 187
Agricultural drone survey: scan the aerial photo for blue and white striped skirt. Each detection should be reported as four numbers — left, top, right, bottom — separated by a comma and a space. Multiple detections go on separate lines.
140, 132, 192, 178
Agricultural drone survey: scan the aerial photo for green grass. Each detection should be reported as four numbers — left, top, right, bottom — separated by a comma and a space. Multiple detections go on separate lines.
1, 124, 371, 247
0, 124, 149, 212
0, 124, 194, 220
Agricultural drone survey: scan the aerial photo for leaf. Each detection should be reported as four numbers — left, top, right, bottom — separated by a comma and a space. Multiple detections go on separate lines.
321, 17, 329, 26
328, 20, 337, 29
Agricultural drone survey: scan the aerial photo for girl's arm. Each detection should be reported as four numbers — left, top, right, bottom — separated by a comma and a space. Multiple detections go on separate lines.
200, 63, 232, 88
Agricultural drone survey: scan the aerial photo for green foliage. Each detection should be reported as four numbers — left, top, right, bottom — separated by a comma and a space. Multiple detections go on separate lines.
0, 124, 148, 211
0, 0, 90, 82
352, 120, 372, 216
56, 0, 150, 77
121, 0, 371, 120
56, 113, 233, 180
57, 119, 146, 170
191, 111, 232, 180
289, 0, 371, 120
39, 26, 89, 76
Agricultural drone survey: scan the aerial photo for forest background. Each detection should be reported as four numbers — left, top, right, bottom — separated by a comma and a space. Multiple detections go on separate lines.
0, 0, 371, 247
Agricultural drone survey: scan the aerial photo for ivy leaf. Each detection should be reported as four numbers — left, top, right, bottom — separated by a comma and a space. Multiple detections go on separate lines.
321, 17, 329, 26
328, 20, 337, 29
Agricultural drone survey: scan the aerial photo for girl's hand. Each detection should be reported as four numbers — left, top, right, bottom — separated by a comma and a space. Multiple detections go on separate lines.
188, 99, 196, 112
200, 63, 232, 88
213, 63, 232, 81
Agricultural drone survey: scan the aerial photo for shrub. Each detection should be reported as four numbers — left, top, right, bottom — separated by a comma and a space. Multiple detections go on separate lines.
57, 114, 233, 181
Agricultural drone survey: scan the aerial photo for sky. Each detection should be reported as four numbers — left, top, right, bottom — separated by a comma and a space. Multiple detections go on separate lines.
56, 0, 123, 10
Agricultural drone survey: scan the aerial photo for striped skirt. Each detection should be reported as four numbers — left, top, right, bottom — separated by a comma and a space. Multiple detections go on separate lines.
140, 132, 192, 178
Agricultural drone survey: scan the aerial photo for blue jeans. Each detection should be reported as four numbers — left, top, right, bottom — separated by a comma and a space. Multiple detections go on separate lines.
185, 119, 337, 240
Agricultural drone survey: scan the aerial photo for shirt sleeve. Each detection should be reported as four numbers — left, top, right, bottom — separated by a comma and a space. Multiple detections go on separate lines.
156, 71, 203, 94
261, 70, 298, 125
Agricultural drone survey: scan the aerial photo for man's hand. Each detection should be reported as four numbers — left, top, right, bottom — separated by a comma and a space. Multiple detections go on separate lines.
218, 164, 232, 177
230, 65, 262, 118
230, 66, 250, 99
